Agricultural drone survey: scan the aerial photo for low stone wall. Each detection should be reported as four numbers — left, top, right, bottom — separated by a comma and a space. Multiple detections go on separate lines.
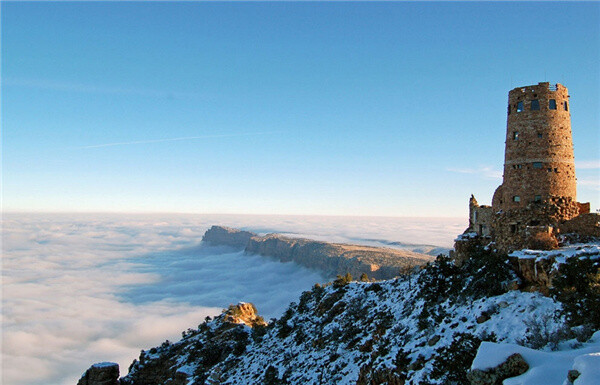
492, 197, 581, 253
559, 213, 600, 238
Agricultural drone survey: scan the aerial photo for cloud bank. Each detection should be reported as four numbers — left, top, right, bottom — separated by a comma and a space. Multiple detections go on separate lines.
2, 213, 462, 385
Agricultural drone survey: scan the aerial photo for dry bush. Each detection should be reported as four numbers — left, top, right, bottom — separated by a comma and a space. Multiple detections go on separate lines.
527, 232, 558, 250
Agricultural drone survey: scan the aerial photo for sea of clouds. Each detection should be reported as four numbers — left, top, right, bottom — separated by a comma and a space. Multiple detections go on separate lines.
2, 213, 463, 385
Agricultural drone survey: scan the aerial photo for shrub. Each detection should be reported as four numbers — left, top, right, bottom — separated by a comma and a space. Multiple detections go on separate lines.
417, 255, 463, 303
519, 313, 569, 350
429, 332, 481, 384
333, 273, 353, 288
263, 365, 286, 385
527, 232, 559, 250
551, 257, 600, 329
460, 249, 515, 298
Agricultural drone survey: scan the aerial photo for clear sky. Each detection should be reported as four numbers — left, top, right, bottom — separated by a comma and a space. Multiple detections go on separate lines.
2, 1, 599, 217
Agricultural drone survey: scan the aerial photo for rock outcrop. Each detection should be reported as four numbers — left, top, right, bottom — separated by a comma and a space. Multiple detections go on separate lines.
222, 302, 267, 328
201, 225, 256, 248
467, 353, 529, 385
507, 244, 600, 294
77, 362, 120, 385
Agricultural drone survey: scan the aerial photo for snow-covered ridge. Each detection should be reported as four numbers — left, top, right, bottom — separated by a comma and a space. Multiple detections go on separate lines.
108, 248, 599, 385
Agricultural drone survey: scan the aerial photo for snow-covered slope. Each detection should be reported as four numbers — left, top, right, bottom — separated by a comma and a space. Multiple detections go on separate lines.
116, 245, 600, 385
74, 241, 595, 385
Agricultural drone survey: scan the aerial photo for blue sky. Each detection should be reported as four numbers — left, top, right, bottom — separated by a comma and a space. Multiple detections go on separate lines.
2, 2, 599, 217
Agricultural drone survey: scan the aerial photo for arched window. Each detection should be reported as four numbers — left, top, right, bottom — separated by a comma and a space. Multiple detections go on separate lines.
549, 99, 557, 110
517, 101, 524, 112
531, 99, 540, 110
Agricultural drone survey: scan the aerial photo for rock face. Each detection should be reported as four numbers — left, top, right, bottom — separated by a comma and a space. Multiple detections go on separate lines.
245, 233, 434, 280
467, 353, 529, 385
77, 362, 120, 385
506, 244, 600, 294
222, 302, 267, 328
202, 226, 435, 280
201, 225, 256, 248
508, 255, 556, 294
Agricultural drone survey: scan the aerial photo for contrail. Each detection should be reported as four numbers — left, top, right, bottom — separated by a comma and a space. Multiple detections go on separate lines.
77, 131, 281, 149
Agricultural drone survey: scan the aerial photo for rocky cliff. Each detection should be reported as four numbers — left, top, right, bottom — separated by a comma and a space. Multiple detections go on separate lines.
202, 225, 435, 280
245, 233, 434, 280
201, 226, 256, 248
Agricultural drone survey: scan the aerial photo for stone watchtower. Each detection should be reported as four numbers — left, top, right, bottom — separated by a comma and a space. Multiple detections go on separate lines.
493, 83, 576, 211
458, 82, 596, 256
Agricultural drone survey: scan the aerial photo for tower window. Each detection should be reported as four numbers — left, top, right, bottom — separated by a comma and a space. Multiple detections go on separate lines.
513, 131, 519, 140
517, 101, 524, 112
531, 99, 540, 110
513, 196, 520, 202
510, 224, 518, 234
549, 99, 557, 110
534, 195, 542, 202
533, 162, 542, 169
564, 101, 568, 111
537, 133, 543, 138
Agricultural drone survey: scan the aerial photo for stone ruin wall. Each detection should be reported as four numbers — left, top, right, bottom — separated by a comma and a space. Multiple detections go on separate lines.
492, 197, 582, 253
468, 195, 494, 237
559, 213, 600, 238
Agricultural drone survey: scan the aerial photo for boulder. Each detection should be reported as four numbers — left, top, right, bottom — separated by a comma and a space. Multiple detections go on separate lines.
567, 369, 580, 384
467, 353, 529, 385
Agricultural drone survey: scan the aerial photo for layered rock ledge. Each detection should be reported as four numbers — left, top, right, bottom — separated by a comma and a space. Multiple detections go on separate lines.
202, 225, 434, 280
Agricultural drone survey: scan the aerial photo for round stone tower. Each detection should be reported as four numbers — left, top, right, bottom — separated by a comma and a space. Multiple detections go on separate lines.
493, 82, 576, 211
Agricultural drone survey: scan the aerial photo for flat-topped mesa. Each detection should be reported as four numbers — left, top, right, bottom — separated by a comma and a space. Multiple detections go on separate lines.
202, 226, 434, 280
201, 225, 256, 249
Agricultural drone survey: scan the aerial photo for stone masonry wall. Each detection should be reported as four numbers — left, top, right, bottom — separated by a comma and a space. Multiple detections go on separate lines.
559, 213, 600, 238
492, 197, 581, 253
496, 83, 576, 211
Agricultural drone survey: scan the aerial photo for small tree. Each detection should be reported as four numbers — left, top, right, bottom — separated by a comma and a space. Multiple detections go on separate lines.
333, 273, 353, 288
